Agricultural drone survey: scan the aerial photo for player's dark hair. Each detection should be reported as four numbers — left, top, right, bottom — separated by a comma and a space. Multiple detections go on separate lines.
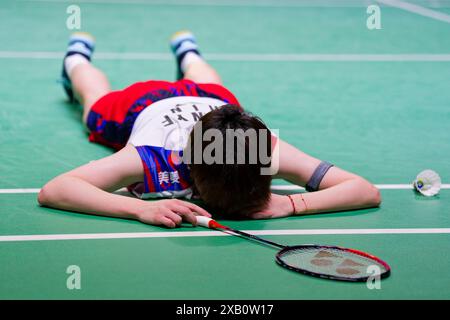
186, 104, 272, 218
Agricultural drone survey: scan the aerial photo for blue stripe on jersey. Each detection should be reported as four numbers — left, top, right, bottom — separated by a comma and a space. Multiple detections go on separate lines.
135, 146, 158, 193
135, 145, 191, 193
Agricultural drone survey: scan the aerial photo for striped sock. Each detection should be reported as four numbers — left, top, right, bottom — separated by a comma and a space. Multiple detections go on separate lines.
170, 31, 203, 80
61, 32, 95, 102
65, 32, 95, 63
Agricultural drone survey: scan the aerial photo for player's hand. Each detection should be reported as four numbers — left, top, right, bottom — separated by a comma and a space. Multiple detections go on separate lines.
136, 199, 211, 228
248, 193, 293, 219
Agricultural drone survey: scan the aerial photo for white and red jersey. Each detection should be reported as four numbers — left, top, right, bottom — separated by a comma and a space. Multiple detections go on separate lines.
126, 96, 228, 199
86, 79, 241, 199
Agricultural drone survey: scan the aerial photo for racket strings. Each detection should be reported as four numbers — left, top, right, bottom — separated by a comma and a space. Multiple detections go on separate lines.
277, 246, 389, 280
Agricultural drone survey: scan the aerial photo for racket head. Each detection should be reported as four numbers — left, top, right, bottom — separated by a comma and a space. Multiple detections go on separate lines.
275, 245, 391, 282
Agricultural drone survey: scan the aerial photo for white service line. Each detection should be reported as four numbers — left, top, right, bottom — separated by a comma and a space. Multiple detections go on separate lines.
376, 0, 450, 23
1, 228, 449, 242
270, 184, 450, 191
271, 184, 450, 190
0, 188, 41, 194
1, 51, 450, 61
1, 184, 450, 194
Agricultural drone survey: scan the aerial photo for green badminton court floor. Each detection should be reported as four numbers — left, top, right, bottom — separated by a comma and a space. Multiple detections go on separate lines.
0, 0, 449, 300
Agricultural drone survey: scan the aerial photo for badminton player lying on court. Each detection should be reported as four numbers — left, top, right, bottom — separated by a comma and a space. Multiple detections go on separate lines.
38, 32, 381, 228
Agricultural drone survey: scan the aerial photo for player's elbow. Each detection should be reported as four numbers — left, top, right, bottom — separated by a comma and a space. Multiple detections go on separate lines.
354, 178, 381, 208
371, 186, 382, 207
365, 182, 382, 207
38, 180, 60, 207
37, 184, 52, 206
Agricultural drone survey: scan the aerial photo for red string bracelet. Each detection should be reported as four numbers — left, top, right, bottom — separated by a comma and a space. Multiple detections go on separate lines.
287, 194, 308, 214
286, 195, 297, 214
299, 193, 308, 213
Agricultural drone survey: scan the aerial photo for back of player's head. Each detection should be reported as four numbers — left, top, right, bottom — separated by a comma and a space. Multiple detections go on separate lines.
185, 104, 272, 218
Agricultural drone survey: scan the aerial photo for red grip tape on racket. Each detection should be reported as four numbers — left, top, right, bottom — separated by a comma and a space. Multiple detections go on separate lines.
197, 217, 225, 229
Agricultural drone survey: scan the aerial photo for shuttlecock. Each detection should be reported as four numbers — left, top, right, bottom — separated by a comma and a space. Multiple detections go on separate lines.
413, 170, 441, 197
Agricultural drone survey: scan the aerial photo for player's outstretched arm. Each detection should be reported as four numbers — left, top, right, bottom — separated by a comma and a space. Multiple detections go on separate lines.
37, 144, 210, 228
250, 139, 381, 219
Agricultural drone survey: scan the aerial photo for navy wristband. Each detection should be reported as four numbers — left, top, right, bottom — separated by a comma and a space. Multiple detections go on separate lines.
305, 161, 334, 192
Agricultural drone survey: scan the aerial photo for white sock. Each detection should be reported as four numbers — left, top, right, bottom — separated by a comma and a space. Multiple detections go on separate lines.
180, 51, 203, 73
65, 54, 89, 78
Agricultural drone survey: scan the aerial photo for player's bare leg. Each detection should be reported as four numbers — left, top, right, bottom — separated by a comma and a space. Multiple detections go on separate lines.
70, 64, 111, 123
61, 32, 111, 124
183, 59, 222, 85
170, 31, 222, 85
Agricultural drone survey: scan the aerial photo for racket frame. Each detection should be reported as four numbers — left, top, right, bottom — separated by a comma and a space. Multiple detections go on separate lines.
275, 244, 391, 282
202, 217, 391, 282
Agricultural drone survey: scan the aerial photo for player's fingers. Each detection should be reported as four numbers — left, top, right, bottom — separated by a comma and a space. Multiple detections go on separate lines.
163, 210, 183, 226
159, 216, 177, 228
172, 205, 198, 225
182, 201, 211, 217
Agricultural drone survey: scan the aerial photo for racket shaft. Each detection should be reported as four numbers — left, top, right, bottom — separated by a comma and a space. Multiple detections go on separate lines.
197, 217, 284, 249
222, 226, 285, 249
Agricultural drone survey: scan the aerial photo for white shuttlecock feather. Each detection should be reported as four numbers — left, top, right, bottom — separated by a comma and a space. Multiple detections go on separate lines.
413, 169, 441, 197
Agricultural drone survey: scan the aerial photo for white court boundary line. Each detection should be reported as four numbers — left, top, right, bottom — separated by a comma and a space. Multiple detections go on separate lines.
376, 0, 450, 24
1, 228, 449, 242
1, 52, 450, 61
1, 184, 450, 194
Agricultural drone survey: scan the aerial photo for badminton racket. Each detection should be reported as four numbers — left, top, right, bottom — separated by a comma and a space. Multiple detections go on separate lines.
197, 217, 391, 282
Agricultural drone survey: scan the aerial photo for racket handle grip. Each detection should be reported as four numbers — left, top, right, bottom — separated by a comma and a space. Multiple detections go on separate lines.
196, 216, 213, 228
